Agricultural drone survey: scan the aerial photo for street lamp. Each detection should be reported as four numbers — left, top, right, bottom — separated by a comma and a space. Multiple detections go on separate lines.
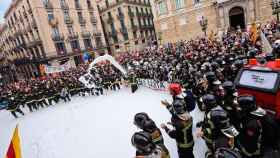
199, 16, 208, 36
271, 0, 280, 23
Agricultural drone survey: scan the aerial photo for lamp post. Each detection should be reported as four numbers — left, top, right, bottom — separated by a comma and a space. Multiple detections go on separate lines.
271, 0, 280, 23
199, 16, 208, 36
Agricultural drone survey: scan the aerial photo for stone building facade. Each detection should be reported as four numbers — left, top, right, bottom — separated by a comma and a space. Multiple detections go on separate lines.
97, 0, 156, 53
152, 0, 273, 43
0, 0, 107, 80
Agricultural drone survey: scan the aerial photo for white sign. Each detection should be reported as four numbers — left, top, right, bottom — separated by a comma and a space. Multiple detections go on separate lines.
239, 70, 278, 90
45, 62, 71, 74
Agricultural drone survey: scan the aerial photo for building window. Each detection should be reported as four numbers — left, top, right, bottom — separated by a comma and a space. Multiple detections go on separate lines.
70, 40, 80, 51
158, 1, 167, 15
67, 26, 74, 34
175, 0, 184, 9
48, 13, 54, 21
105, 0, 109, 7
63, 10, 70, 18
55, 42, 66, 55
51, 27, 59, 36
194, 0, 200, 4
84, 38, 93, 49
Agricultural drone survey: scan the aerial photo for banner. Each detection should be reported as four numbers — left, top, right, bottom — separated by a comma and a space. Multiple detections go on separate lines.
260, 31, 273, 54
45, 62, 71, 74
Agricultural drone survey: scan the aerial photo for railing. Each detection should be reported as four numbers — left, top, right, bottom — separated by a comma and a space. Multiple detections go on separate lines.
26, 38, 41, 48
44, 1, 54, 11
64, 17, 73, 25
81, 31, 91, 38
61, 2, 69, 10
128, 11, 135, 17
91, 16, 97, 24
93, 32, 102, 36
52, 34, 65, 41
79, 17, 86, 25
75, 3, 82, 10
117, 12, 125, 20
67, 32, 79, 40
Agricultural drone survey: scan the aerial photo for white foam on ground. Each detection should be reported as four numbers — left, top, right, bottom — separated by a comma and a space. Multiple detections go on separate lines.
0, 87, 207, 158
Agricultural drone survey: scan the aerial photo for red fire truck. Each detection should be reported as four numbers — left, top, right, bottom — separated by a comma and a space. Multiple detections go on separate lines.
235, 59, 280, 121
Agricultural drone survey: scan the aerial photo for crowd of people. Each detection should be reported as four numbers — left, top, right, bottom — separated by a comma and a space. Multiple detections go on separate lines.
1, 25, 280, 157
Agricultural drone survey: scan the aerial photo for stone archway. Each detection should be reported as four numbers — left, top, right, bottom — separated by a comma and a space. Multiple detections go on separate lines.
229, 6, 245, 29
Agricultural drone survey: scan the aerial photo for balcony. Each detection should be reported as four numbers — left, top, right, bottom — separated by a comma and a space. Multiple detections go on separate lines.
52, 34, 65, 42
64, 17, 73, 25
78, 17, 86, 25
120, 27, 128, 34
117, 12, 125, 20
75, 3, 82, 10
81, 31, 91, 38
44, 1, 54, 11
128, 11, 135, 17
93, 32, 102, 36
91, 17, 97, 24
61, 3, 69, 10
131, 25, 138, 31
67, 32, 79, 40
107, 16, 114, 24
26, 38, 42, 48
31, 19, 37, 29
49, 18, 58, 27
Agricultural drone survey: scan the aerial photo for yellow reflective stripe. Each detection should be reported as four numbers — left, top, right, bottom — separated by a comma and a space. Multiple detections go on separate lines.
177, 118, 194, 148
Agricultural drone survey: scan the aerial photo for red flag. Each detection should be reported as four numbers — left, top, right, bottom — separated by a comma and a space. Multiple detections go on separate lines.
5, 125, 22, 158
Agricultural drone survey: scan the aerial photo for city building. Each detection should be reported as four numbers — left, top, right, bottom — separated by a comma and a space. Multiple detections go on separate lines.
152, 0, 273, 43
0, 0, 107, 80
97, 0, 156, 53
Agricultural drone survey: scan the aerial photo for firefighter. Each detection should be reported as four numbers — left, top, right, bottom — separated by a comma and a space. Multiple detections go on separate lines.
134, 112, 170, 157
131, 131, 169, 158
161, 97, 194, 158
237, 95, 280, 158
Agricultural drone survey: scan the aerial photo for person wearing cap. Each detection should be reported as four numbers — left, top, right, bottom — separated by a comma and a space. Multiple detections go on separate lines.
237, 95, 280, 158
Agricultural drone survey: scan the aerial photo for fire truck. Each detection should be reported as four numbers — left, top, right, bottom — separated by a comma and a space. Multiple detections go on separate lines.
235, 58, 280, 121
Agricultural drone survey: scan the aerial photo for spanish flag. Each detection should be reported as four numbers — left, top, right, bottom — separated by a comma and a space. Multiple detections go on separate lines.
5, 125, 22, 158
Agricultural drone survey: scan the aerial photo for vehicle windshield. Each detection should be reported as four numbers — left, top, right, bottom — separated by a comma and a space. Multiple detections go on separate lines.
238, 70, 278, 91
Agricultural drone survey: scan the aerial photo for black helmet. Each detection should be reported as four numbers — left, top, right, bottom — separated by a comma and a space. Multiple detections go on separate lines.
211, 62, 220, 71
265, 53, 274, 61
134, 112, 150, 129
131, 131, 155, 154
202, 94, 217, 111
237, 95, 257, 113
214, 147, 242, 158
222, 81, 236, 95
210, 109, 239, 138
172, 99, 187, 115
205, 72, 217, 83
247, 49, 257, 58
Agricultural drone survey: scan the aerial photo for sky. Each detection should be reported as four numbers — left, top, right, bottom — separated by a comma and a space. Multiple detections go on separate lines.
0, 0, 12, 23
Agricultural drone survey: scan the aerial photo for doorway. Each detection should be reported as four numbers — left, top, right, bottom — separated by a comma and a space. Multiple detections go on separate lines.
229, 7, 245, 29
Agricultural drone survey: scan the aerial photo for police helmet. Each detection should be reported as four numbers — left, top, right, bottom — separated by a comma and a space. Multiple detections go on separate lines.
202, 94, 217, 111
131, 131, 155, 154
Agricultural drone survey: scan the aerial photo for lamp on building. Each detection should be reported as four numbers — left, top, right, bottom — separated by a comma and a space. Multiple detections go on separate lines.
199, 16, 208, 36
271, 0, 280, 23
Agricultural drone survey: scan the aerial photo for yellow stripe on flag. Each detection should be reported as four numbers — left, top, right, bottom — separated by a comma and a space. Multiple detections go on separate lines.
12, 125, 22, 158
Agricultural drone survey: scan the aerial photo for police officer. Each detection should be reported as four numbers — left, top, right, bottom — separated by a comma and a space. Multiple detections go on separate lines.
134, 112, 170, 157
161, 98, 194, 158
131, 131, 169, 158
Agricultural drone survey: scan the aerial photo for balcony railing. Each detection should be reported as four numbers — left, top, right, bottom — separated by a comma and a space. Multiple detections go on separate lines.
128, 11, 135, 17
120, 27, 128, 34
81, 31, 91, 38
117, 12, 125, 20
107, 16, 114, 24
91, 16, 97, 24
61, 3, 69, 10
67, 32, 79, 40
64, 17, 73, 25
93, 32, 102, 36
79, 17, 86, 25
75, 3, 82, 10
131, 25, 138, 31
26, 38, 42, 48
49, 18, 58, 27
52, 34, 65, 41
